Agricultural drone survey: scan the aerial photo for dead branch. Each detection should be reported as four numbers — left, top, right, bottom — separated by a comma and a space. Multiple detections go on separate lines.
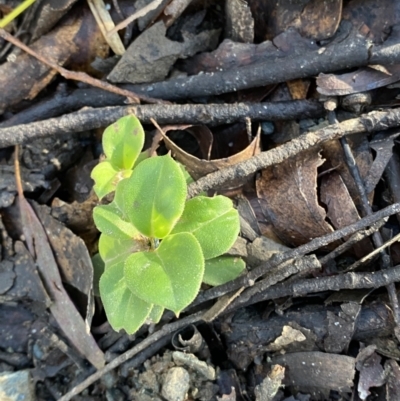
187, 108, 400, 197
191, 203, 400, 309
229, 264, 400, 312
122, 33, 400, 101
319, 220, 387, 266
0, 101, 324, 148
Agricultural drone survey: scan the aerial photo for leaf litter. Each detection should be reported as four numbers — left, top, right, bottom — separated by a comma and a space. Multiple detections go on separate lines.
2, 0, 400, 400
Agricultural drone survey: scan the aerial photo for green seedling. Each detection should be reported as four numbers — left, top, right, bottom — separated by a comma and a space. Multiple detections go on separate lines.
91, 115, 245, 334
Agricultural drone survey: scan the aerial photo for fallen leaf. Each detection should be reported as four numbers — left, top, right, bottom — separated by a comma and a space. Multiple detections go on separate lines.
33, 203, 96, 326
320, 172, 373, 257
254, 365, 285, 401
18, 197, 105, 369
321, 134, 373, 208
323, 303, 361, 353
266, 326, 306, 352
163, 126, 261, 190
256, 149, 334, 247
163, 0, 193, 27
107, 20, 220, 84
317, 65, 400, 96
0, 4, 108, 113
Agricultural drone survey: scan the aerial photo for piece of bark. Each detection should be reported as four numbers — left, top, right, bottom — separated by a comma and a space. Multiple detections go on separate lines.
323, 303, 361, 353
272, 351, 355, 392
221, 301, 393, 370
225, 0, 254, 43
385, 360, 400, 400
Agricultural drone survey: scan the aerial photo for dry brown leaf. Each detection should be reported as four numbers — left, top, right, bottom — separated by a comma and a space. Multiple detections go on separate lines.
247, 0, 341, 42
33, 204, 95, 322
321, 134, 373, 208
265, 326, 306, 352
0, 5, 108, 114
317, 65, 400, 96
297, 0, 342, 41
323, 303, 361, 353
29, 0, 79, 41
320, 172, 373, 258
286, 78, 310, 100
254, 365, 285, 401
18, 197, 104, 369
108, 20, 220, 84
256, 149, 334, 247
163, 127, 260, 189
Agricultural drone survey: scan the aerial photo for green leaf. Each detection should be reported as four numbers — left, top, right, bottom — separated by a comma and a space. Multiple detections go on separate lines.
93, 203, 141, 240
121, 155, 187, 238
91, 160, 129, 200
99, 262, 152, 334
171, 196, 240, 259
148, 305, 164, 324
124, 233, 204, 314
203, 256, 246, 286
102, 115, 144, 170
99, 234, 148, 268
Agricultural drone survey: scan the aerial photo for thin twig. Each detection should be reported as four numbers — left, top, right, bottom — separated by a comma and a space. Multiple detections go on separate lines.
339, 128, 400, 329
0, 101, 324, 147
107, 0, 164, 35
190, 203, 400, 309
319, 219, 387, 266
345, 232, 400, 272
0, 28, 167, 105
186, 108, 400, 197
224, 255, 321, 314
227, 264, 400, 312
57, 311, 203, 401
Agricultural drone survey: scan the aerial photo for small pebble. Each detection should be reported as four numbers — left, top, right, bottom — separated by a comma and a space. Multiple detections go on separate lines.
173, 351, 216, 380
0, 370, 35, 401
161, 367, 190, 401
261, 121, 275, 135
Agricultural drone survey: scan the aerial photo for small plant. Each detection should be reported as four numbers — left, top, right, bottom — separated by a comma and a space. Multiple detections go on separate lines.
91, 115, 245, 334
